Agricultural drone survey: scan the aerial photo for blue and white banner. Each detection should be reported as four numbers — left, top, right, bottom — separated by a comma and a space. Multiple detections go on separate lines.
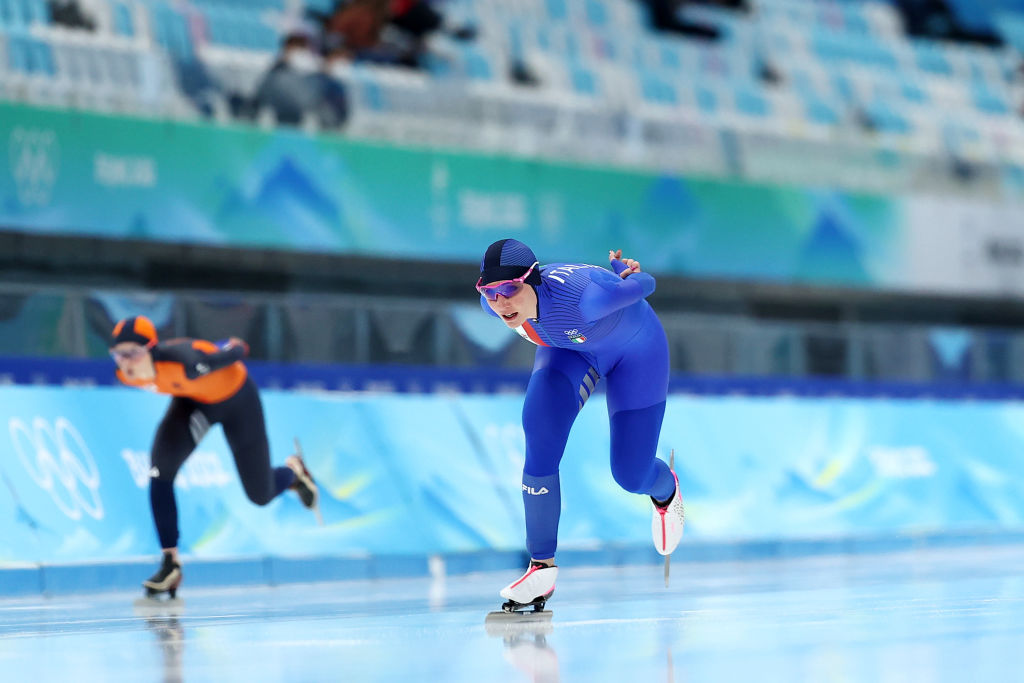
3, 386, 1024, 565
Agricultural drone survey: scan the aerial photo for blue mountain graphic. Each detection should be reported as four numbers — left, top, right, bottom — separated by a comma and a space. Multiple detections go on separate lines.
644, 176, 698, 218
216, 157, 344, 247
795, 210, 867, 284
252, 157, 340, 224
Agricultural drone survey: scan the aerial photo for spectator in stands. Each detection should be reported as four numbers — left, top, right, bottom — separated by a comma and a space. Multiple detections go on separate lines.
893, 0, 1002, 46
48, 0, 95, 31
313, 0, 475, 70
638, 0, 746, 41
250, 32, 348, 129
317, 48, 352, 129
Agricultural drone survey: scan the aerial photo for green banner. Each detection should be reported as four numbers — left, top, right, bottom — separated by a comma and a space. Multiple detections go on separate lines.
1, 101, 915, 287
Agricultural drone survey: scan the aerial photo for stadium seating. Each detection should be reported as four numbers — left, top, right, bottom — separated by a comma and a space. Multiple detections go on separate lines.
0, 0, 1021, 188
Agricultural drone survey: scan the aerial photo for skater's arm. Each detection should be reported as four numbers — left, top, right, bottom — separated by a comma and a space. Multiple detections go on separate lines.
164, 339, 248, 379
194, 338, 248, 376
578, 252, 655, 322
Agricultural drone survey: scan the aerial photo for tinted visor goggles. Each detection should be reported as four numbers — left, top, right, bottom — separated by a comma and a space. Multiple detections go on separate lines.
475, 262, 538, 301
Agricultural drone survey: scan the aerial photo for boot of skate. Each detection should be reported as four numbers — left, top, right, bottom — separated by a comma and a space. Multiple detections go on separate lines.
651, 470, 685, 556
500, 561, 558, 606
286, 454, 320, 512
143, 551, 182, 598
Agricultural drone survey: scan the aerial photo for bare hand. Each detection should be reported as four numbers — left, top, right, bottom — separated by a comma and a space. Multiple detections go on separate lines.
609, 249, 642, 278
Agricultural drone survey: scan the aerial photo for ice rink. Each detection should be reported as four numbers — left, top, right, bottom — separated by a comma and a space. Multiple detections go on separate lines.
3, 544, 1024, 682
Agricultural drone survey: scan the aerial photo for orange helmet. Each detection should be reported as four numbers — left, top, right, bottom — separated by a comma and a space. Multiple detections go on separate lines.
110, 315, 158, 347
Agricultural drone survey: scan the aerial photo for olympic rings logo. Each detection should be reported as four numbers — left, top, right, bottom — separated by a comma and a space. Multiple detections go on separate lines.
9, 417, 104, 521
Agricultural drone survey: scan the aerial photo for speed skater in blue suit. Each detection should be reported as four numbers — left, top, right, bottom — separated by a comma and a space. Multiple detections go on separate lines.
477, 238, 685, 612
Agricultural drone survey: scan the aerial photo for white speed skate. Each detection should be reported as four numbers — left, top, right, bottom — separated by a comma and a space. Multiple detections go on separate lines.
498, 561, 558, 613
652, 470, 685, 556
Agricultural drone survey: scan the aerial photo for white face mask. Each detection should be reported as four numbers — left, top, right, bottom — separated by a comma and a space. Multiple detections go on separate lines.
327, 58, 350, 80
285, 49, 320, 74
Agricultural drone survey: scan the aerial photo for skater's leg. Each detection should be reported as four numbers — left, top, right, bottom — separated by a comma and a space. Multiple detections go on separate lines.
144, 398, 198, 597
149, 398, 203, 551
607, 402, 674, 498
604, 312, 674, 500
520, 347, 597, 561
218, 378, 294, 506
604, 313, 683, 554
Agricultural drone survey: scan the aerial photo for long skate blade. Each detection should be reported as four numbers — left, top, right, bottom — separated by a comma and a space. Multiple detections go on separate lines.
665, 448, 674, 588
485, 610, 553, 637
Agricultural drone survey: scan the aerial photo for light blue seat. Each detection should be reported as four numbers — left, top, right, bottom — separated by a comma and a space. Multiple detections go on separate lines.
658, 43, 682, 70
31, 37, 55, 75
805, 98, 840, 126
0, 0, 23, 28
735, 85, 769, 117
789, 69, 818, 99
153, 6, 194, 60
831, 72, 856, 103
584, 0, 608, 28
8, 35, 55, 76
24, 0, 49, 25
694, 84, 717, 114
460, 46, 493, 81
423, 53, 454, 79
913, 42, 952, 76
972, 86, 1009, 115
353, 70, 386, 111
245, 19, 278, 51
639, 74, 678, 105
505, 22, 525, 60
864, 100, 911, 134
113, 1, 134, 36
810, 30, 842, 63
901, 80, 928, 104
839, 6, 869, 34
570, 67, 598, 96
6, 34, 30, 72
545, 0, 568, 23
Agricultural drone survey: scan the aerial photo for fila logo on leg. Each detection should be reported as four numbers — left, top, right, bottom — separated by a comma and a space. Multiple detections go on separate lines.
522, 484, 550, 495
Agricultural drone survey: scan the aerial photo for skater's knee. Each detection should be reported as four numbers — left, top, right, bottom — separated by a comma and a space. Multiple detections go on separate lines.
246, 487, 275, 506
610, 461, 654, 494
238, 475, 275, 505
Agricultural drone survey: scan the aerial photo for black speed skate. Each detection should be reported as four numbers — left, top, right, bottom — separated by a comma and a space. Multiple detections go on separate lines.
287, 438, 322, 524
142, 552, 182, 599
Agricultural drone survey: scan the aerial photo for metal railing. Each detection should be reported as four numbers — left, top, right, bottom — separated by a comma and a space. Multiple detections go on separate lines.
1, 283, 1020, 385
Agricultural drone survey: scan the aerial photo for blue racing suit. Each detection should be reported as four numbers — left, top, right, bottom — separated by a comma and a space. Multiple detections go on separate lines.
481, 260, 675, 559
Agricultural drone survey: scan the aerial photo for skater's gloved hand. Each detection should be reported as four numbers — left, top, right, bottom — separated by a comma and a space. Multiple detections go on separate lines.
223, 337, 250, 356
608, 249, 642, 278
